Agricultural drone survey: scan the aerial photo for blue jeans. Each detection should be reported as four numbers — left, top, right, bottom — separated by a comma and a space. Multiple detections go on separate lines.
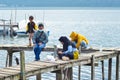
33, 43, 46, 61
73, 41, 87, 48
81, 41, 87, 48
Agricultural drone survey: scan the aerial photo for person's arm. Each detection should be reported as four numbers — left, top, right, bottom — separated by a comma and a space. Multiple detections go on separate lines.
26, 25, 28, 32
42, 32, 48, 44
76, 38, 82, 49
34, 24, 38, 30
84, 37, 89, 45
63, 45, 72, 54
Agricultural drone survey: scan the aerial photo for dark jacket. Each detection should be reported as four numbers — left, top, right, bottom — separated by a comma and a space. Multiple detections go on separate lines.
26, 22, 38, 33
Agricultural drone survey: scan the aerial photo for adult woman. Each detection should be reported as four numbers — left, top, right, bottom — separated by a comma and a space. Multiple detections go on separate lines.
58, 36, 79, 60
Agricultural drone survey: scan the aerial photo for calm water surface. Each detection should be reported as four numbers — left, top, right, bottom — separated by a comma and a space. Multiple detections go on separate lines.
0, 9, 120, 80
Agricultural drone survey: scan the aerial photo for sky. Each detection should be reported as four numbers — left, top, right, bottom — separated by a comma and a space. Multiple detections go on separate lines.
0, 0, 120, 7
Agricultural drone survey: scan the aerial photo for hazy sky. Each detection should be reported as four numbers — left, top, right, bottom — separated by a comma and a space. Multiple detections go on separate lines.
0, 0, 120, 7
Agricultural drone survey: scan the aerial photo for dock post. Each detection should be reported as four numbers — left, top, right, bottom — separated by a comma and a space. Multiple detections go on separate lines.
5, 53, 9, 67
108, 58, 112, 80
20, 50, 26, 80
36, 73, 41, 80
7, 50, 13, 67
3, 20, 6, 37
116, 51, 120, 80
101, 61, 104, 80
54, 45, 58, 58
56, 70, 64, 80
78, 46, 81, 80
78, 66, 81, 80
91, 55, 95, 80
68, 67, 73, 80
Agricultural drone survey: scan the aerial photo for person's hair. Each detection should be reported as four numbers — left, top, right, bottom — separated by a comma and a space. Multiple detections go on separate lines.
29, 16, 34, 20
38, 23, 44, 27
59, 36, 76, 51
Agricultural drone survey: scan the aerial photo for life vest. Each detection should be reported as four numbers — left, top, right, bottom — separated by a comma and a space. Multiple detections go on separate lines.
27, 22, 35, 33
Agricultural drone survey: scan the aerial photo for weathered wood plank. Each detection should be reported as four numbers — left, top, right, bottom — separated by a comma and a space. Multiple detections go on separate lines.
0, 45, 118, 52
108, 58, 112, 80
116, 53, 120, 80
91, 55, 95, 80
20, 51, 25, 80
0, 45, 119, 80
56, 70, 64, 80
101, 61, 104, 80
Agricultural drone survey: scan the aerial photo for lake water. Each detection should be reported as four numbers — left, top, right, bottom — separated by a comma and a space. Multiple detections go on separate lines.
0, 9, 120, 80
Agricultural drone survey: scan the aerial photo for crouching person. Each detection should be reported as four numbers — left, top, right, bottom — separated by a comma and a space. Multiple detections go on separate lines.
32, 23, 48, 61
58, 36, 79, 61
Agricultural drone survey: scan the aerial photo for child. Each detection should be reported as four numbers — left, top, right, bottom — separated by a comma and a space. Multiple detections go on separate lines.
58, 36, 79, 60
26, 16, 38, 46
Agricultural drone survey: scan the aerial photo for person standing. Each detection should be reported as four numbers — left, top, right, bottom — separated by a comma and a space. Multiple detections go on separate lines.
70, 31, 89, 49
26, 16, 38, 46
32, 23, 48, 61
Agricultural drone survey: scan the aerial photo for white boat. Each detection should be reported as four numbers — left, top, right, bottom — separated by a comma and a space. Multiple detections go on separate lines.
15, 20, 29, 37
15, 20, 49, 37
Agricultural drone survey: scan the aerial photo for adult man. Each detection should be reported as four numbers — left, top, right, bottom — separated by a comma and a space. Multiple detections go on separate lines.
32, 23, 48, 61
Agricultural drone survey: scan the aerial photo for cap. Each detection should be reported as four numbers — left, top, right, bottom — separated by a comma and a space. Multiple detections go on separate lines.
38, 23, 44, 27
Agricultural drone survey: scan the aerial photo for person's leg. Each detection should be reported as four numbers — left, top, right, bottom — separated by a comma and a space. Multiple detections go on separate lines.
29, 33, 34, 46
31, 33, 34, 45
29, 33, 32, 46
81, 41, 87, 48
62, 56, 70, 61
36, 43, 46, 61
33, 44, 40, 61
28, 33, 31, 46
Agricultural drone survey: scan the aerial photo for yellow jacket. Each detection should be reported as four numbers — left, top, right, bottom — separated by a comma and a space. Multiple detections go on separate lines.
26, 22, 38, 32
70, 32, 89, 48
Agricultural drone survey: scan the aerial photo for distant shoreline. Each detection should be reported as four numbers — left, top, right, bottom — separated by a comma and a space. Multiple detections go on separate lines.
0, 7, 120, 10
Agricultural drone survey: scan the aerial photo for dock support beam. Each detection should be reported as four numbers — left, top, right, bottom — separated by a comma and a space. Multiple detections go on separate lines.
6, 50, 13, 67
68, 67, 73, 80
36, 73, 41, 80
56, 70, 64, 80
78, 66, 81, 80
9, 52, 13, 67
91, 55, 95, 80
108, 58, 112, 80
116, 52, 120, 80
54, 45, 58, 58
78, 46, 81, 80
20, 50, 26, 80
101, 61, 104, 80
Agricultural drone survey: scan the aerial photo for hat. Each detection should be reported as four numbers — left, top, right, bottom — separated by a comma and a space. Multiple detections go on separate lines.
38, 23, 44, 27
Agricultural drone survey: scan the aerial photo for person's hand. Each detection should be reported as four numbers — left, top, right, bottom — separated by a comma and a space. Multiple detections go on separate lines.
58, 51, 63, 54
38, 42, 42, 45
33, 44, 36, 46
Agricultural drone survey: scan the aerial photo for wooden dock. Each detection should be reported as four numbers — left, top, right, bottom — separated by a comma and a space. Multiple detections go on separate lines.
0, 44, 120, 80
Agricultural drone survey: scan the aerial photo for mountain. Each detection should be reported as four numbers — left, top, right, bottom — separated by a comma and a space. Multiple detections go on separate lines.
0, 0, 120, 7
